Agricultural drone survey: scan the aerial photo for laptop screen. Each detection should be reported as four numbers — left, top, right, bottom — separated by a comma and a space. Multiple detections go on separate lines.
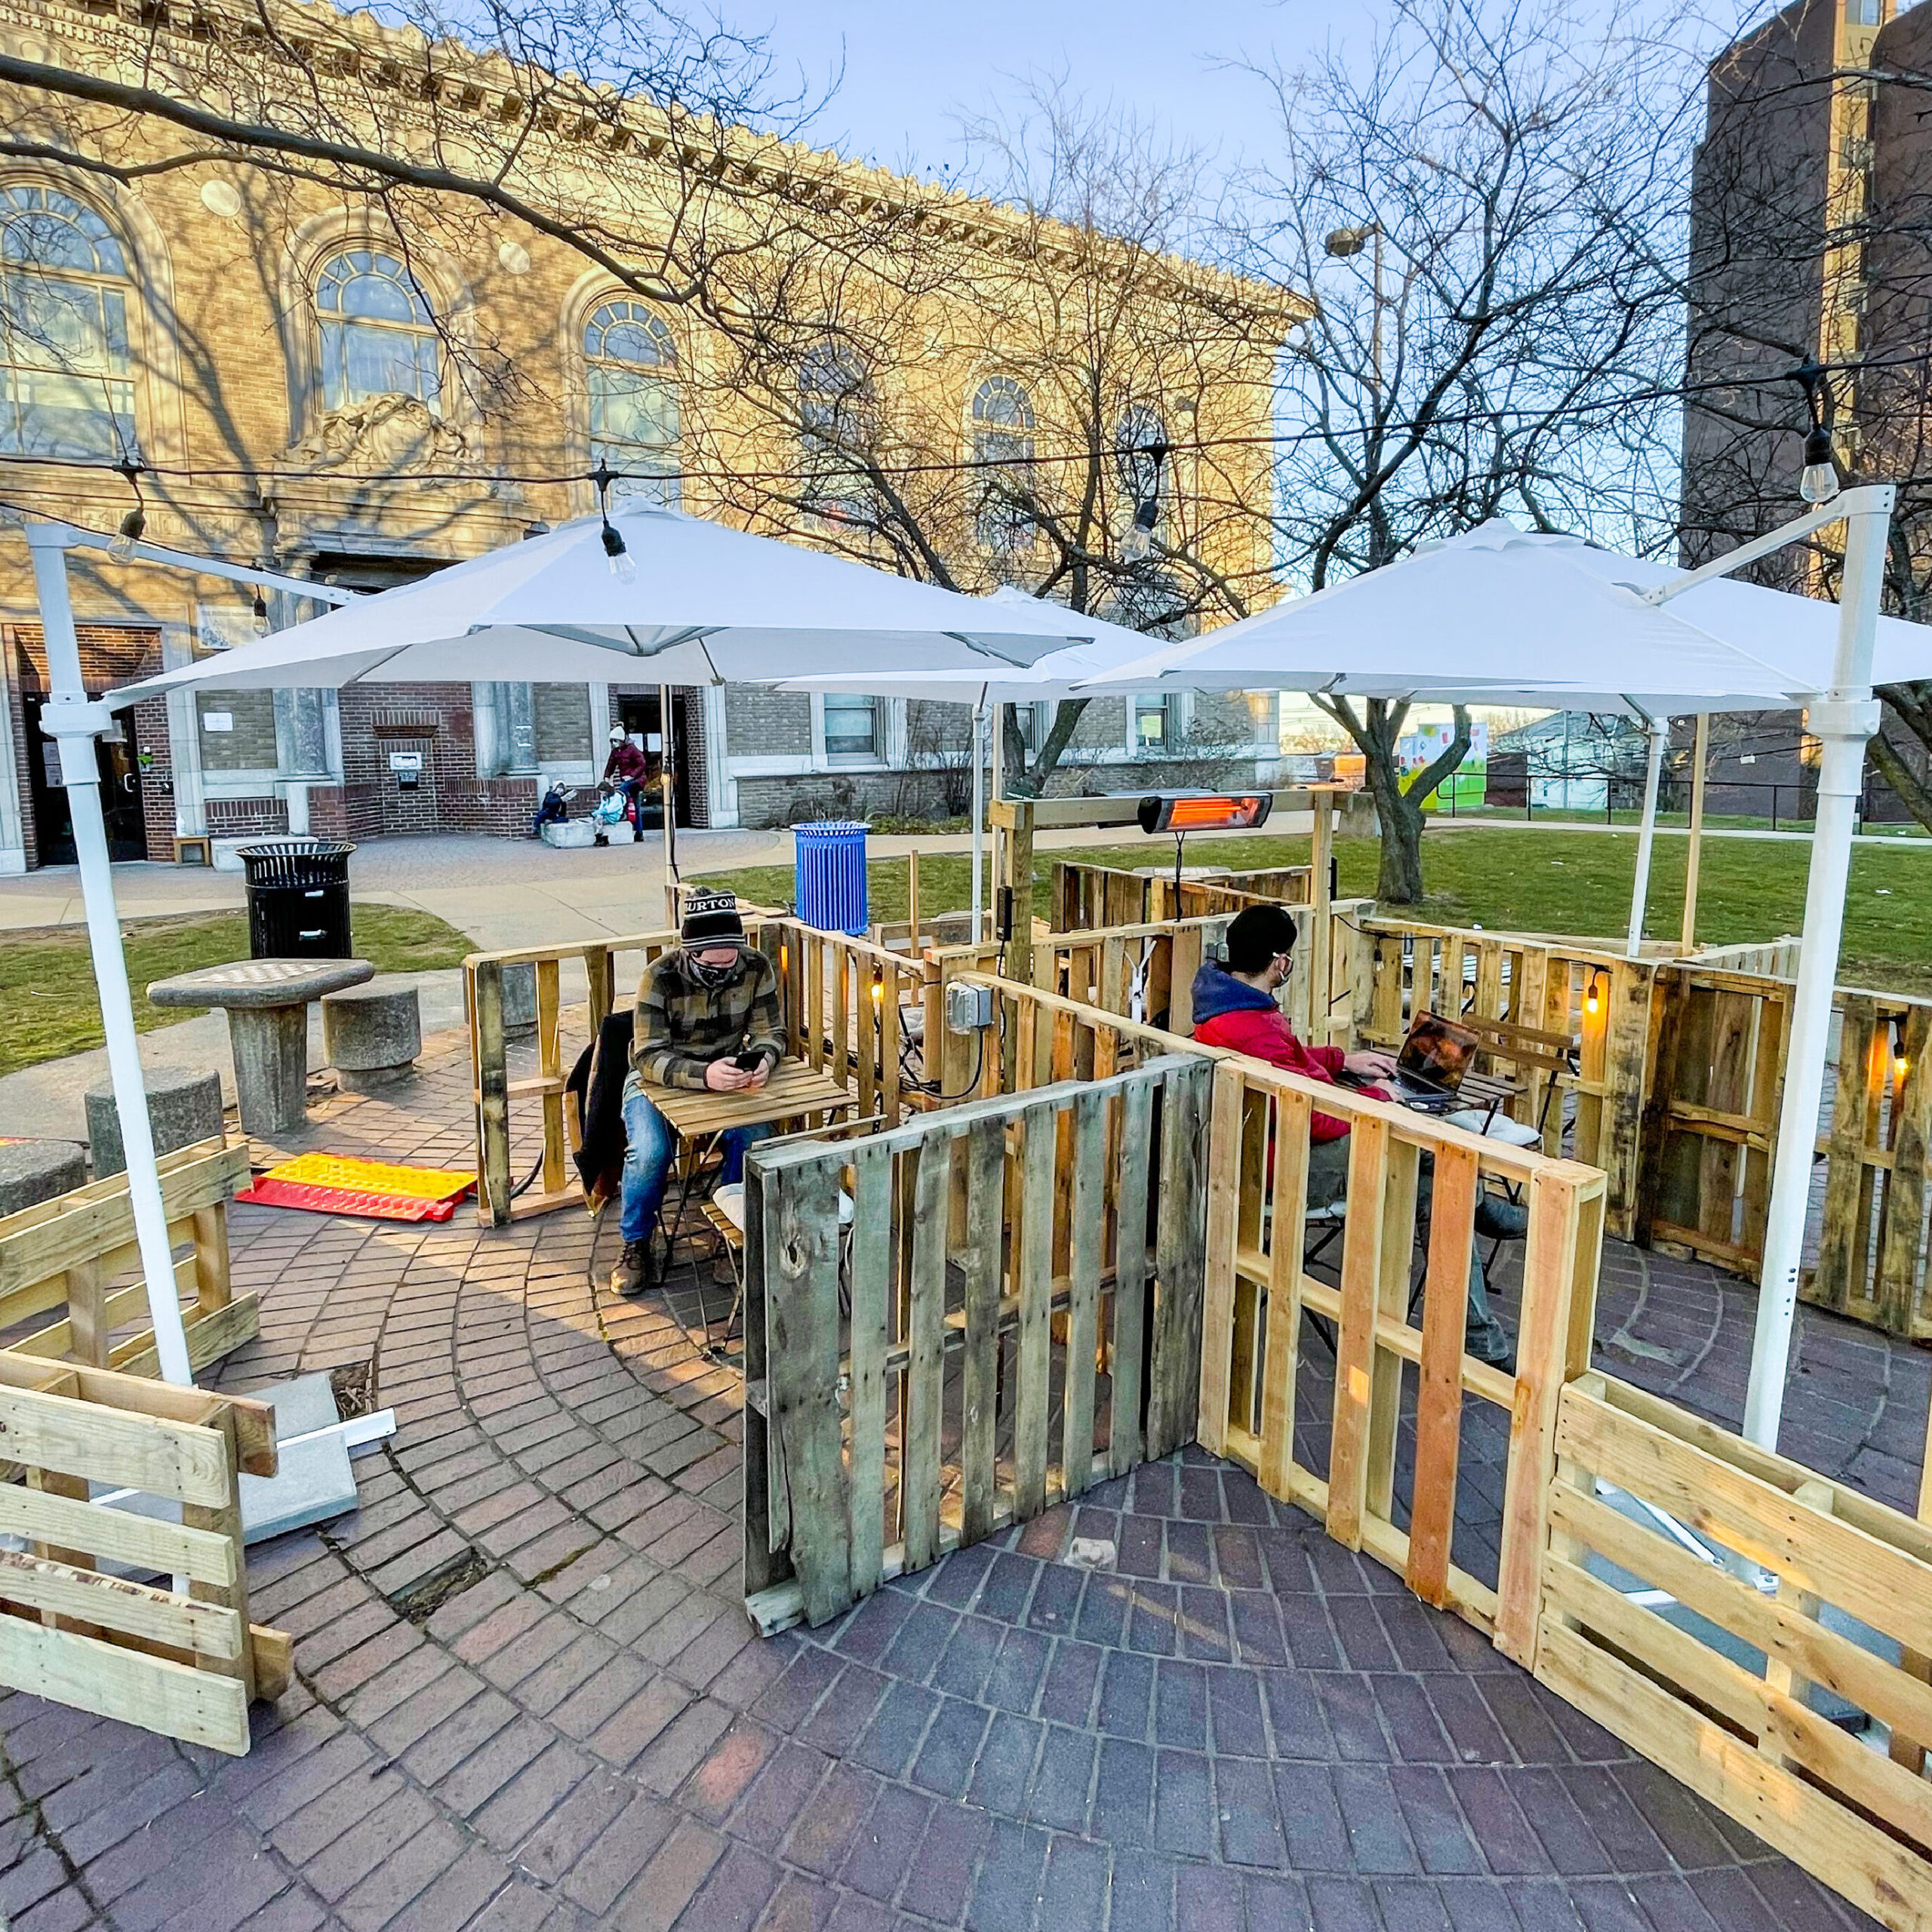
1397, 1011, 1480, 1093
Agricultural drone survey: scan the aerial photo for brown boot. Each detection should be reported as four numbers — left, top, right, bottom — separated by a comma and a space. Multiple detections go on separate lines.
611, 1239, 654, 1299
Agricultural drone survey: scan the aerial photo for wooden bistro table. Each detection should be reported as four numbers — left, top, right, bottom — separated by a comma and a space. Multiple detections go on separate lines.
640, 1057, 854, 1333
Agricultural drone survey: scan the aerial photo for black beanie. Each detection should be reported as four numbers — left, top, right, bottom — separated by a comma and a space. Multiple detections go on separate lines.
681, 889, 746, 945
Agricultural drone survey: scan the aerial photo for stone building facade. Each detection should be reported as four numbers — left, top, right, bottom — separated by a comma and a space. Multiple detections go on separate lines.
0, 1, 1291, 870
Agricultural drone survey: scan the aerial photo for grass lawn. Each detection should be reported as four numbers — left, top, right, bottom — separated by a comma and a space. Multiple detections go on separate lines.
0, 903, 473, 1078
697, 825, 1932, 999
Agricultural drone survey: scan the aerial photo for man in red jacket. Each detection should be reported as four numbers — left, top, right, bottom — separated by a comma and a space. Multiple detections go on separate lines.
1192, 903, 1518, 1367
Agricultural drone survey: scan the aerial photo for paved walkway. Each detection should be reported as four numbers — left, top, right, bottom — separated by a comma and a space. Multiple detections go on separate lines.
0, 1019, 1901, 1932
0, 820, 1315, 954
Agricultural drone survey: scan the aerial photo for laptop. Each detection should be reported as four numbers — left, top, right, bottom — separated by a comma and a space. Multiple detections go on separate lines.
1390, 1011, 1481, 1110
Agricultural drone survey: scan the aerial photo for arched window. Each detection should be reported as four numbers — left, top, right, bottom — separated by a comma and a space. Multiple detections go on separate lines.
0, 184, 136, 459
798, 340, 873, 517
585, 299, 678, 507
970, 374, 1036, 552
315, 249, 441, 414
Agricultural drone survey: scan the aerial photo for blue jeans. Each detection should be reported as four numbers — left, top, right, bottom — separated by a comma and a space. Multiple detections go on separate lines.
620, 1074, 771, 1245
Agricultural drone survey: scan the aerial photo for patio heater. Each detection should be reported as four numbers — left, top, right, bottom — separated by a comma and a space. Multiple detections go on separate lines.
16, 515, 350, 1386
1136, 790, 1274, 895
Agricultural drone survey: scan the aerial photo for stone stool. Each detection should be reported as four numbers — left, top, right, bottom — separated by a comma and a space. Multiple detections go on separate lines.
501, 962, 538, 1035
322, 983, 423, 1092
85, 1067, 226, 1177
0, 1140, 88, 1218
146, 958, 374, 1139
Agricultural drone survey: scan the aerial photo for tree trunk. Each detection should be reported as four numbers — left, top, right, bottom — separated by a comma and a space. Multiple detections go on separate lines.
1873, 685, 1932, 833
1370, 770, 1427, 903
1313, 695, 1469, 907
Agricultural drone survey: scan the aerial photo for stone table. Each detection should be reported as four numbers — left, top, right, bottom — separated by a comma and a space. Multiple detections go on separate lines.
146, 957, 374, 1138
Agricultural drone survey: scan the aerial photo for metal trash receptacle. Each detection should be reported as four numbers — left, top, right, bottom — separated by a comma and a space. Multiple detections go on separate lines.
238, 839, 356, 958
793, 820, 869, 936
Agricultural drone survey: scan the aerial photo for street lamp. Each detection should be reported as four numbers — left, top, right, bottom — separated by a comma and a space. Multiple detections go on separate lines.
1324, 223, 1385, 396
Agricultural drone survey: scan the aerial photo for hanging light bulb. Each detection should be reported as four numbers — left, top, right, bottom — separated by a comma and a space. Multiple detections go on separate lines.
1798, 425, 1838, 505
107, 504, 146, 564
106, 460, 146, 562
602, 519, 637, 582
1119, 441, 1167, 564
1584, 974, 1603, 1017
592, 461, 636, 581
251, 590, 271, 637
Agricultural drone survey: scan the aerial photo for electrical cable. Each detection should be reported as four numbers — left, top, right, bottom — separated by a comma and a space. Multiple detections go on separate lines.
0, 346, 1912, 500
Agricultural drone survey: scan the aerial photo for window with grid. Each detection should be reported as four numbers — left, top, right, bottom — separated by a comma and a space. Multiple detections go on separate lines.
823, 694, 881, 763
315, 250, 442, 414
0, 186, 136, 460
586, 300, 679, 507
971, 374, 1037, 552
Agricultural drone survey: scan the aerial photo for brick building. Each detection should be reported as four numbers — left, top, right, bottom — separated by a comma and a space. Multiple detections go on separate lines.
0, 2, 1293, 870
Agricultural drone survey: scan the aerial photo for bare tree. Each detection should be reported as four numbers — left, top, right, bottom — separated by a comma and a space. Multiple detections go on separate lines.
1223, 0, 1695, 902
684, 77, 1288, 914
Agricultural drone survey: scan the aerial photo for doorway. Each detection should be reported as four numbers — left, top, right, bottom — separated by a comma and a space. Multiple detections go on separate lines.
614, 693, 682, 829
23, 697, 148, 863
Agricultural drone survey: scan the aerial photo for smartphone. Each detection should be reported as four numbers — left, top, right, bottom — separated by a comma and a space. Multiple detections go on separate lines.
731, 1050, 763, 1072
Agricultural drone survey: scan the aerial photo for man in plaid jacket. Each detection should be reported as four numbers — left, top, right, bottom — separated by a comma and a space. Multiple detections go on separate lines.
614, 889, 783, 1297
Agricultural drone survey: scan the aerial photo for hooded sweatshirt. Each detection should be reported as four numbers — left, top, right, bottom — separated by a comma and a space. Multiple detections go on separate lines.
1189, 961, 1367, 1142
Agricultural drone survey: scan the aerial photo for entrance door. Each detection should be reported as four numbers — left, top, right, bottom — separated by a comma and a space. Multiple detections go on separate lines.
23, 698, 148, 863
615, 694, 668, 829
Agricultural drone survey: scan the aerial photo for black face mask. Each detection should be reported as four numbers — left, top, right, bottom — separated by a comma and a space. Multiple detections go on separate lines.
687, 952, 740, 989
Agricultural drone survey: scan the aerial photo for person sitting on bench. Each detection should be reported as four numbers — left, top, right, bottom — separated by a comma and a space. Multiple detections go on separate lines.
1189, 903, 1521, 1368
612, 890, 783, 1298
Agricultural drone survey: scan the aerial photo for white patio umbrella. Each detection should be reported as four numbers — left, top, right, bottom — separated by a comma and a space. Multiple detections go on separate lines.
1091, 492, 1916, 1457
110, 505, 1124, 927
111, 505, 1104, 694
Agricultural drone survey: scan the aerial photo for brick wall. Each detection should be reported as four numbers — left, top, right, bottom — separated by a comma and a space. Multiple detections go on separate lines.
207, 796, 290, 837
724, 688, 814, 758
134, 694, 176, 861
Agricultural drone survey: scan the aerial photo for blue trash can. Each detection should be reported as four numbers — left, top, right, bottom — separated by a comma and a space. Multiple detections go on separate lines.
794, 820, 870, 935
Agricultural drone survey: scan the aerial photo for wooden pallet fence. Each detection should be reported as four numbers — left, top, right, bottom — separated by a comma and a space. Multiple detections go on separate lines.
742, 1053, 1212, 1633
0, 1137, 254, 1377
1638, 971, 1932, 1335
1358, 920, 1656, 1239
770, 925, 929, 1131
1537, 1372, 1932, 1930
1047, 859, 1312, 933
0, 1357, 289, 1755
1195, 1054, 1604, 1650
466, 918, 931, 1227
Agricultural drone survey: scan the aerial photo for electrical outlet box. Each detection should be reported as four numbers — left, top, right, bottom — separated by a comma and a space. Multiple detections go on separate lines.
946, 982, 995, 1034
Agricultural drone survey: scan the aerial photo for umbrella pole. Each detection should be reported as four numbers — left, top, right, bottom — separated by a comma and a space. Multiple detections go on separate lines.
1624, 718, 1666, 959
1744, 487, 1891, 1450
660, 683, 679, 929
971, 698, 987, 944
25, 525, 194, 1385
1681, 712, 1710, 953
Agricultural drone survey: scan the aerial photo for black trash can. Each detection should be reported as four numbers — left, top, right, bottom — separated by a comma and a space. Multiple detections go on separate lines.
237, 839, 356, 959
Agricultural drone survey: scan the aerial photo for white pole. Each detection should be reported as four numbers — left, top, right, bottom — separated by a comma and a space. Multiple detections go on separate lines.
970, 695, 987, 945
660, 683, 679, 929
1625, 718, 1667, 959
26, 525, 194, 1386
989, 703, 1005, 946
1743, 485, 1892, 1450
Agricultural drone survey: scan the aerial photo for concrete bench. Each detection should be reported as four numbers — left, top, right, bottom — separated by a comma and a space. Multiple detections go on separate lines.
0, 1140, 88, 1217
147, 958, 374, 1138
85, 1066, 226, 1177
322, 983, 423, 1092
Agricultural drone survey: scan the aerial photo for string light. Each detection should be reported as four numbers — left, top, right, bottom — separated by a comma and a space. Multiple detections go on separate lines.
251, 588, 271, 636
106, 460, 146, 563
592, 463, 637, 582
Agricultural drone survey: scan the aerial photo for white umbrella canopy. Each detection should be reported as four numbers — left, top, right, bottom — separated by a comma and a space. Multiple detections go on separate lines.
1080, 520, 1821, 714
106, 506, 1109, 703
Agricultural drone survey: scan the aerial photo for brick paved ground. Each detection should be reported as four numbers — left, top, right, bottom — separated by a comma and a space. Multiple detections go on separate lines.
0, 1023, 1909, 1932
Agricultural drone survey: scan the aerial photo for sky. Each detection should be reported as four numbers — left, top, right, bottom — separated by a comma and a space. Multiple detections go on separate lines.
758, 0, 1382, 182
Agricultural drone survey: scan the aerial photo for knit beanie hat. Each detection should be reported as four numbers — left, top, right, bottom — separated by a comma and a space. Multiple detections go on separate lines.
681, 889, 746, 946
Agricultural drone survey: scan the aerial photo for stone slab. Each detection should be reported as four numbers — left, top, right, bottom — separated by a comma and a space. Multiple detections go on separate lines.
148, 958, 374, 1010
322, 983, 423, 1077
